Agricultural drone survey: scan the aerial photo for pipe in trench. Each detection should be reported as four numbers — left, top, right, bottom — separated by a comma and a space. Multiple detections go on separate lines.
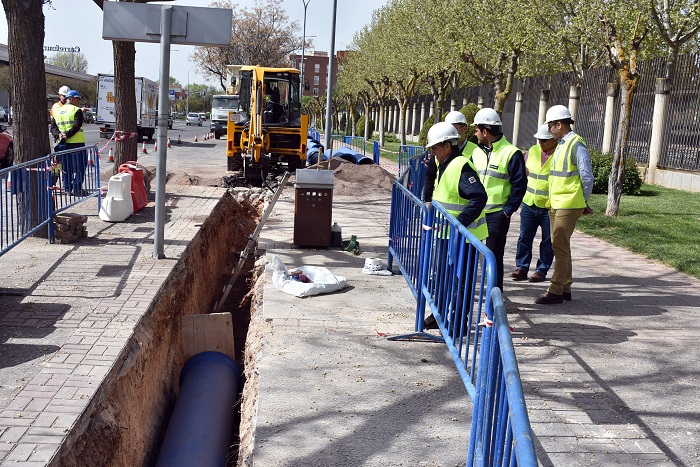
156, 351, 243, 467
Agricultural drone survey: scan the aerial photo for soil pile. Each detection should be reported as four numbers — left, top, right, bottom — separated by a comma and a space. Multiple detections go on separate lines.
311, 159, 396, 196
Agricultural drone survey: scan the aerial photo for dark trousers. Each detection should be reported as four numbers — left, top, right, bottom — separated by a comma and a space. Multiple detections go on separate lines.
485, 211, 511, 291
515, 202, 553, 276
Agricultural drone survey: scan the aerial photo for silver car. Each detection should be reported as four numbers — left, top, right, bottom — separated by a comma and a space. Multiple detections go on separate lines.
186, 112, 202, 126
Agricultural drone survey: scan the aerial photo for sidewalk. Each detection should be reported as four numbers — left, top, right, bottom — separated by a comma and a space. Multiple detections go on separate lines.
0, 170, 698, 466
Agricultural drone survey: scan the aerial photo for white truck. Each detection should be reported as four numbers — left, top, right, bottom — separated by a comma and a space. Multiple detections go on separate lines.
96, 73, 157, 142
209, 65, 242, 140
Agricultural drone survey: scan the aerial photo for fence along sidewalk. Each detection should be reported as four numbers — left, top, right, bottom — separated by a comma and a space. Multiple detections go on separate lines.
0, 145, 101, 257
387, 158, 537, 465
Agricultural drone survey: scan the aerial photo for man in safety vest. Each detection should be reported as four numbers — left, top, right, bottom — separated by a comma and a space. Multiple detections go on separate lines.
423, 121, 488, 330
471, 108, 527, 292
51, 90, 87, 196
535, 105, 593, 305
50, 85, 70, 119
423, 110, 479, 206
510, 124, 557, 283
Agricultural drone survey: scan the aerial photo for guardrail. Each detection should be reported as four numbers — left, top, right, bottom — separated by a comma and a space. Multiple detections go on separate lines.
0, 145, 101, 257
398, 144, 425, 177
388, 166, 536, 465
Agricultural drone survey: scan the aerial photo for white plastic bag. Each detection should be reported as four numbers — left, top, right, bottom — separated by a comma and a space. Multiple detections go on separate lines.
267, 254, 348, 298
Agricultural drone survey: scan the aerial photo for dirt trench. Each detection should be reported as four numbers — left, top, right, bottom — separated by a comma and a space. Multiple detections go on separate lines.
49, 189, 265, 467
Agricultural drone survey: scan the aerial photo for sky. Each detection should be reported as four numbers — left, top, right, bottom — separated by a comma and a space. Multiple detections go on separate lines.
0, 0, 387, 89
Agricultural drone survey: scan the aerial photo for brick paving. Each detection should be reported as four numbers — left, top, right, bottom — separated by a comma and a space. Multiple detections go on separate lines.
1, 176, 699, 466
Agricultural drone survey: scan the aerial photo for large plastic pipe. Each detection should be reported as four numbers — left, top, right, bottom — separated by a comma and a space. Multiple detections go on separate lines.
156, 351, 243, 467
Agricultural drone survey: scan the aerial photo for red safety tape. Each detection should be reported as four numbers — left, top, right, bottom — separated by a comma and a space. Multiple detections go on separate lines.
478, 312, 515, 331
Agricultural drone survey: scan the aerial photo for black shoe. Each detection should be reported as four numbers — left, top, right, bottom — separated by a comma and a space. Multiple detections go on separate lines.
563, 292, 572, 301
423, 314, 439, 330
535, 292, 564, 305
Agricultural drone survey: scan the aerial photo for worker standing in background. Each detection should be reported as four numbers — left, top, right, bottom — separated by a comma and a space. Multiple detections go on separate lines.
511, 124, 556, 283
51, 90, 87, 196
50, 86, 71, 120
470, 108, 527, 292
535, 105, 593, 305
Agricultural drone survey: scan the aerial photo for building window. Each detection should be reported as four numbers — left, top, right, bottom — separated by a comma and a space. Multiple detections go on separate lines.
313, 76, 319, 85
313, 88, 319, 97
314, 63, 320, 73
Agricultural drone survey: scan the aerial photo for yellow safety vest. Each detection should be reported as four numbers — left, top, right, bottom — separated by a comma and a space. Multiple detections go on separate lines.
432, 156, 488, 241
50, 101, 63, 118
522, 144, 552, 208
471, 137, 519, 213
549, 133, 587, 209
54, 104, 85, 144
461, 140, 478, 159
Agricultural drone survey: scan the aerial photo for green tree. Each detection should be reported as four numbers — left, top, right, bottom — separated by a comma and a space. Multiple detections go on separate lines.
650, 0, 700, 81
46, 51, 89, 73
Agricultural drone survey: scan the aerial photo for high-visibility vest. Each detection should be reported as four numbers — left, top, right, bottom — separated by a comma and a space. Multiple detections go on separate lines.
461, 140, 478, 159
471, 137, 519, 213
54, 104, 85, 144
433, 156, 488, 241
50, 101, 63, 118
549, 133, 587, 209
522, 144, 552, 208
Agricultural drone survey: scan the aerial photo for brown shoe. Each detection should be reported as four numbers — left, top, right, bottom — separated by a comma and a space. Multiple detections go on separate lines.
528, 272, 546, 282
510, 269, 527, 281
535, 292, 564, 304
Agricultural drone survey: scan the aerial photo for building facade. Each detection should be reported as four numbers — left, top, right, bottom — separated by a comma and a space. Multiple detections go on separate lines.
289, 50, 347, 99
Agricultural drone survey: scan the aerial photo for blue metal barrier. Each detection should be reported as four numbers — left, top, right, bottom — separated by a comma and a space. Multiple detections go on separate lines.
342, 136, 366, 155
387, 182, 427, 300
388, 181, 537, 466
373, 140, 379, 164
0, 145, 101, 257
469, 288, 537, 467
398, 144, 425, 177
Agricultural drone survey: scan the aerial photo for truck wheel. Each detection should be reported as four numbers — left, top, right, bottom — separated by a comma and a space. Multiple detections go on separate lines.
228, 154, 243, 171
287, 154, 302, 172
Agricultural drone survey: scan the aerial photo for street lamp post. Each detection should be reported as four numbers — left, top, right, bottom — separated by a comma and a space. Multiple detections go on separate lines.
299, 0, 311, 98
186, 65, 197, 115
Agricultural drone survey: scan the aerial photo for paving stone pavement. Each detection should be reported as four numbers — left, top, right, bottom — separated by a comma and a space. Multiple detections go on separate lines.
1, 172, 699, 466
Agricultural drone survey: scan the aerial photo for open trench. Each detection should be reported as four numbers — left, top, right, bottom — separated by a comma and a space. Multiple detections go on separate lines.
50, 187, 270, 467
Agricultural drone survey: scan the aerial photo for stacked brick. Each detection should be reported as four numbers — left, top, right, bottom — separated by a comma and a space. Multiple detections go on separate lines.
54, 213, 88, 244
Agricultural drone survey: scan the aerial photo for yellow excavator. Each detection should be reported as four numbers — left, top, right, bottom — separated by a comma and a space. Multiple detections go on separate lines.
225, 65, 309, 180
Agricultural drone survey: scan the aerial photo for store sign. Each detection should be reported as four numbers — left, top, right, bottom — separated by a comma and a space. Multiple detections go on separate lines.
43, 45, 81, 53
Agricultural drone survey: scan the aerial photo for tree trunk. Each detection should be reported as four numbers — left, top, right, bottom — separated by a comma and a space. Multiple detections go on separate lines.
364, 102, 370, 140
606, 69, 639, 216
112, 41, 138, 174
3, 0, 51, 237
398, 100, 407, 145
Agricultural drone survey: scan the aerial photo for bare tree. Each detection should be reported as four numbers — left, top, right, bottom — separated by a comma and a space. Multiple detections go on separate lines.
191, 0, 304, 90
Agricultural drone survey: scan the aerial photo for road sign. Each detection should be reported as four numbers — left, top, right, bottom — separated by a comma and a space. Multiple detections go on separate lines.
169, 89, 175, 101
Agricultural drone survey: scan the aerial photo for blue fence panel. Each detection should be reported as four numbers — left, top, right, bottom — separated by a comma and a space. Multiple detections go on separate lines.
387, 182, 427, 300
417, 202, 496, 399
1, 145, 102, 257
387, 182, 537, 466
398, 145, 425, 177
469, 288, 537, 467
342, 136, 366, 155
373, 141, 380, 164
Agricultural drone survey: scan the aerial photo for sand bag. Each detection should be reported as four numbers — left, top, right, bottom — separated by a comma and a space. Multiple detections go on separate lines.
267, 254, 348, 298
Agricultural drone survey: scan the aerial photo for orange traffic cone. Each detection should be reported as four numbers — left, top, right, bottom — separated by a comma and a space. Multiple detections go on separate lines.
108, 147, 115, 161
6, 173, 10, 192
177, 135, 182, 145
141, 142, 148, 154
194, 134, 198, 142
167, 137, 172, 148
87, 150, 94, 166
154, 141, 157, 152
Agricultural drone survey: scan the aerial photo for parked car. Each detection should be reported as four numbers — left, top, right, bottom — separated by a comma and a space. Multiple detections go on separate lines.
186, 112, 202, 126
83, 109, 95, 124
0, 107, 6, 122
0, 124, 13, 169
198, 112, 207, 121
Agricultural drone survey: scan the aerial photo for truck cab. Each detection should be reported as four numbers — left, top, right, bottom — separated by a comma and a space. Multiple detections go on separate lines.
210, 94, 239, 139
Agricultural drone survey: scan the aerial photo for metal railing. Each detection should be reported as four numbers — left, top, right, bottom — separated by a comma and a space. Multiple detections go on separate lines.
0, 145, 101, 257
388, 167, 536, 466
397, 144, 425, 177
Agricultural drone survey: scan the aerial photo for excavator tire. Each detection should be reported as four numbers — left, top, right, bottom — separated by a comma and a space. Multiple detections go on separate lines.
228, 154, 244, 172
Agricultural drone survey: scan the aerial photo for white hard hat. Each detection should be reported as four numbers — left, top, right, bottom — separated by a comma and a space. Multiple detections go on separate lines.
533, 124, 553, 140
426, 122, 460, 148
58, 86, 71, 96
544, 105, 573, 124
472, 108, 502, 126
444, 110, 467, 125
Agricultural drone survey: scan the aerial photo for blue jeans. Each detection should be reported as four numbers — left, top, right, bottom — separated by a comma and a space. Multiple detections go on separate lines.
515, 202, 553, 276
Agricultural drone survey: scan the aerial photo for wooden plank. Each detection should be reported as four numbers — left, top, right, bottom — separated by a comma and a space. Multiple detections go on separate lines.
181, 312, 235, 361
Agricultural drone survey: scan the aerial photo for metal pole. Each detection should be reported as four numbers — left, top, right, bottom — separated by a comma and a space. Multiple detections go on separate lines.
323, 0, 337, 150
154, 5, 172, 259
300, 0, 310, 99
